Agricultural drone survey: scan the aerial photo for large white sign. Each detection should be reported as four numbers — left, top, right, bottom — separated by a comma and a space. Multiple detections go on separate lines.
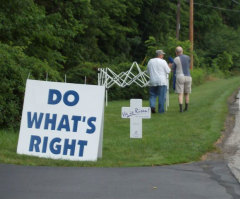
17, 80, 105, 161
121, 99, 151, 138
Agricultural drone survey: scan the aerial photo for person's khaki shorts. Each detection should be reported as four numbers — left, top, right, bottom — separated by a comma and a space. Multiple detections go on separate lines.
175, 76, 192, 94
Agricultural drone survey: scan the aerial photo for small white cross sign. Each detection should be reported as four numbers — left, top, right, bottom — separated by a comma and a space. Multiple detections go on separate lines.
121, 99, 151, 138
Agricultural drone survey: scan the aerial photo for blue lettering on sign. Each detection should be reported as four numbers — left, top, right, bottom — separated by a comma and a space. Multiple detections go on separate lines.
78, 140, 88, 157
48, 89, 62, 105
71, 116, 81, 132
42, 137, 48, 153
63, 90, 79, 106
57, 115, 70, 132
29, 135, 41, 152
27, 112, 97, 134
49, 137, 62, 154
28, 135, 88, 157
44, 113, 57, 130
86, 117, 97, 134
63, 139, 76, 156
27, 112, 44, 129
48, 89, 79, 106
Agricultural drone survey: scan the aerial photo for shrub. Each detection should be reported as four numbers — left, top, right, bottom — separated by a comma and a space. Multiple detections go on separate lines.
0, 43, 61, 128
191, 68, 206, 86
66, 62, 100, 85
212, 51, 233, 77
67, 62, 149, 100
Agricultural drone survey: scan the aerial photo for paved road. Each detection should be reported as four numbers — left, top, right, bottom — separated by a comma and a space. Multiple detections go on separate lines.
227, 92, 240, 182
1, 160, 240, 199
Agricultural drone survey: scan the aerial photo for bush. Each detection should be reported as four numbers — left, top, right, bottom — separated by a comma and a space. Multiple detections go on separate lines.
66, 62, 100, 85
0, 43, 61, 128
67, 62, 149, 100
191, 68, 206, 86
211, 51, 233, 77
202, 25, 240, 72
144, 36, 201, 69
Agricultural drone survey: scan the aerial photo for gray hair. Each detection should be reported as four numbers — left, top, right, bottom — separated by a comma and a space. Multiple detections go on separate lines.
176, 46, 183, 54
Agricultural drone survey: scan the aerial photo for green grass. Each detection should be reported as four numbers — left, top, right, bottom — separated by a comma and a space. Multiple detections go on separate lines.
1, 76, 240, 167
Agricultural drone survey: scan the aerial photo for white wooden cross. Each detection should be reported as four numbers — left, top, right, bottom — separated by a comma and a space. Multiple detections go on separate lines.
121, 99, 151, 138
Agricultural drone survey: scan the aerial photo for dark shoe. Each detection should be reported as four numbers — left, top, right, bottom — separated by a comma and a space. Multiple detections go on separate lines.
179, 104, 183, 113
184, 103, 188, 112
151, 107, 156, 113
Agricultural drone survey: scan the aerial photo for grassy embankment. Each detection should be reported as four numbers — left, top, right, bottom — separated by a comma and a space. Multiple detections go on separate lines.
0, 76, 240, 167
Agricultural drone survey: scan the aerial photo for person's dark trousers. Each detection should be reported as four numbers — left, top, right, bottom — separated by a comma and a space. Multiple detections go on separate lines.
179, 104, 183, 112
149, 86, 158, 112
149, 85, 167, 113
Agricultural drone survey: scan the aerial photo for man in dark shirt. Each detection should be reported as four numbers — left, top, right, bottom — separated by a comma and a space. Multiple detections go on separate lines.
172, 46, 192, 112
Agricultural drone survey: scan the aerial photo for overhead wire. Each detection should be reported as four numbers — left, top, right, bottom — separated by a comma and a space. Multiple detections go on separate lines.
188, 1, 240, 13
232, 0, 240, 6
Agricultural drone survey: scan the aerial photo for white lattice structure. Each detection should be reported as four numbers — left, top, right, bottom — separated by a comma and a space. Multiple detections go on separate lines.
98, 61, 169, 110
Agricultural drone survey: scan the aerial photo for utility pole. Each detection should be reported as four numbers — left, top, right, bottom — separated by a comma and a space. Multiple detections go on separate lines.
189, 0, 194, 69
176, 0, 181, 40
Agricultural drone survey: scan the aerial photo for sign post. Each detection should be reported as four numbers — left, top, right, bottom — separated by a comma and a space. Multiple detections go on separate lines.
17, 79, 105, 161
121, 99, 151, 138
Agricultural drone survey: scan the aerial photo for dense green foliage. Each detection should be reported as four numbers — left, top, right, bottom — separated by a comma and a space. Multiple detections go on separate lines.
0, 42, 61, 128
1, 77, 240, 166
1, 0, 240, 128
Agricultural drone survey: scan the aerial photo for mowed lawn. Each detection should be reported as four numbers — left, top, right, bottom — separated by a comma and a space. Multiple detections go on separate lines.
0, 76, 240, 167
